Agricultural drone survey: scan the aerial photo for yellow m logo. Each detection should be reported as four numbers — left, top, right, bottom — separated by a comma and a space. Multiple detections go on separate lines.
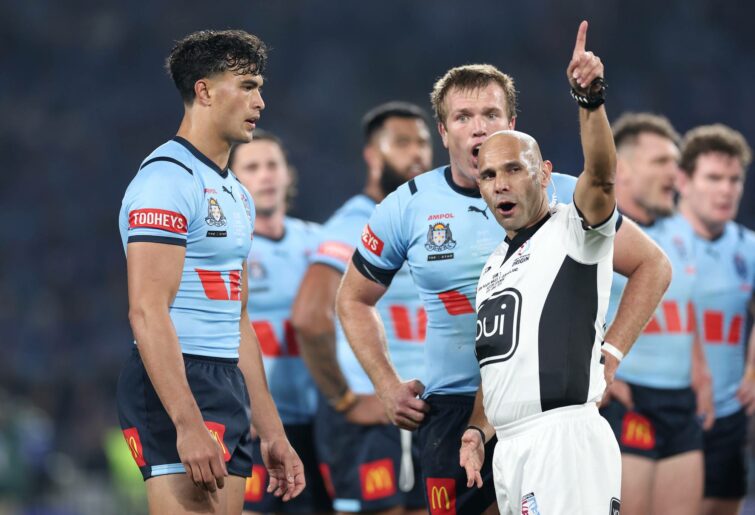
365, 466, 392, 494
431, 486, 451, 510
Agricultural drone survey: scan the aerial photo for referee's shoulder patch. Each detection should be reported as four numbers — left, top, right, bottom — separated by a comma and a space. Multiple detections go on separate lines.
408, 178, 418, 195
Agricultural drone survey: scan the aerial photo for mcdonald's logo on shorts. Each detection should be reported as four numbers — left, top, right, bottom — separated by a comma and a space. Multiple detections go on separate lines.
244, 465, 267, 503
204, 421, 231, 461
620, 412, 656, 450
122, 427, 146, 467
359, 458, 396, 500
426, 477, 456, 515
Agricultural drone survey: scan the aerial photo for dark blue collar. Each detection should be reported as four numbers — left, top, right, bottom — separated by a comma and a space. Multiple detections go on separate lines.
173, 136, 229, 178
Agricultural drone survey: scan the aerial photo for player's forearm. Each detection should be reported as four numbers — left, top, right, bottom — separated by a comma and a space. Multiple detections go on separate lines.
579, 105, 616, 190
238, 313, 286, 440
467, 387, 494, 442
337, 296, 400, 394
130, 306, 203, 429
604, 251, 672, 354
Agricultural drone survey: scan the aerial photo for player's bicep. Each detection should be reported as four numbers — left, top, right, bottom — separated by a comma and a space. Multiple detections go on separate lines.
126, 241, 186, 309
338, 260, 389, 309
290, 263, 342, 334
612, 218, 666, 278
573, 170, 615, 228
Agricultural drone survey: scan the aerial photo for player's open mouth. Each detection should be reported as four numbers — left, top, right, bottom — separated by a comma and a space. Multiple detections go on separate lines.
245, 118, 259, 128
497, 201, 516, 216
471, 145, 481, 166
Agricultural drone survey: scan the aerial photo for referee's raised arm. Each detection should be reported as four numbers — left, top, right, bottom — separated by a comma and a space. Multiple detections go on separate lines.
569, 20, 617, 227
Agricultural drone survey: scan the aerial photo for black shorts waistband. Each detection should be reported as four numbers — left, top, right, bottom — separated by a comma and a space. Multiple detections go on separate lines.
425, 394, 476, 406
131, 347, 239, 366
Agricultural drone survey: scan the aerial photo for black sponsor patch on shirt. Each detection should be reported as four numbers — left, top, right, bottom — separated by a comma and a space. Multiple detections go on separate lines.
428, 253, 454, 261
206, 230, 227, 238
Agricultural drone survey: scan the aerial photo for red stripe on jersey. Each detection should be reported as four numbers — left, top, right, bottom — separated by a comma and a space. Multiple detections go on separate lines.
438, 290, 475, 316
128, 208, 187, 234
252, 321, 282, 356
317, 241, 354, 263
196, 269, 229, 300
662, 301, 682, 333
728, 315, 743, 344
704, 310, 724, 343
361, 225, 385, 256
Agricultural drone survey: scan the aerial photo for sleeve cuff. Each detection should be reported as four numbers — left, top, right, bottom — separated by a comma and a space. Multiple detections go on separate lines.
352, 250, 399, 287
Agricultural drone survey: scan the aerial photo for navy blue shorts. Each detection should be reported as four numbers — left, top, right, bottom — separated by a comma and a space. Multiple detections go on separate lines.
243, 423, 333, 513
313, 396, 424, 512
704, 409, 747, 499
418, 395, 497, 515
116, 348, 254, 480
600, 383, 703, 460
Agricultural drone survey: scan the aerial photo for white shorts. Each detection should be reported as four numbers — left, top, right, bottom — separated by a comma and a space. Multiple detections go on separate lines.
492, 404, 621, 515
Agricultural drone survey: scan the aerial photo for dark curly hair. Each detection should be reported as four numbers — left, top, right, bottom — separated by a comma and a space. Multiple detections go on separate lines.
166, 29, 268, 103
680, 124, 751, 177
361, 101, 430, 144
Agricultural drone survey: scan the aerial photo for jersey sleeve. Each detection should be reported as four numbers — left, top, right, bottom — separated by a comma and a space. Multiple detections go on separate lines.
311, 212, 364, 274
123, 161, 199, 246
352, 190, 408, 287
563, 201, 621, 264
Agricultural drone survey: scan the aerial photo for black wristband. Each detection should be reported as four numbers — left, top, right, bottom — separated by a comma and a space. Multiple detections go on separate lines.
571, 77, 606, 110
465, 425, 487, 444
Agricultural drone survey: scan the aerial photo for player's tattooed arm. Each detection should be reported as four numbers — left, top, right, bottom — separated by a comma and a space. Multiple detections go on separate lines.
291, 263, 351, 402
292, 263, 390, 425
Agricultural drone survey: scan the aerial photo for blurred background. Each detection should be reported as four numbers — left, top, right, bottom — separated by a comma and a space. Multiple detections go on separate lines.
2, 0, 753, 513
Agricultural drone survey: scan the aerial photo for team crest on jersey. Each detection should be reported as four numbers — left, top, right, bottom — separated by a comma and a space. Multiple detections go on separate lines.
521, 492, 541, 515
248, 259, 267, 280
734, 253, 747, 280
425, 222, 457, 252
205, 197, 227, 227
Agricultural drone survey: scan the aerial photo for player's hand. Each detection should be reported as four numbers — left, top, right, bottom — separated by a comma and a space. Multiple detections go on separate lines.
602, 351, 620, 390
694, 374, 715, 431
736, 369, 755, 415
259, 435, 306, 502
344, 394, 390, 426
176, 421, 228, 492
459, 428, 485, 489
377, 379, 430, 431
566, 21, 604, 93
600, 379, 633, 410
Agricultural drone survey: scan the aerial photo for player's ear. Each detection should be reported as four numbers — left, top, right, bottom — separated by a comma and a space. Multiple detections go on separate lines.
541, 160, 553, 187
363, 143, 380, 171
438, 122, 449, 149
675, 168, 690, 199
508, 116, 517, 130
194, 79, 212, 107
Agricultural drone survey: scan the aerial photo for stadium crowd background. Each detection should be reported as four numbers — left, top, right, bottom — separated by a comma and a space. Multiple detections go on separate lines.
2, 0, 754, 513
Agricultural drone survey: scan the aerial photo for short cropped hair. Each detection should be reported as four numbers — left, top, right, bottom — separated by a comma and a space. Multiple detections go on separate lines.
229, 129, 298, 207
680, 124, 752, 177
361, 101, 430, 144
430, 64, 517, 125
166, 29, 268, 103
612, 112, 680, 150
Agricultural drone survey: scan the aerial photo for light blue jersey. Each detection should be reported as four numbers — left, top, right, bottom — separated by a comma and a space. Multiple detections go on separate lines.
119, 137, 254, 358
610, 213, 698, 388
353, 166, 577, 396
247, 218, 321, 424
691, 221, 755, 418
312, 195, 426, 394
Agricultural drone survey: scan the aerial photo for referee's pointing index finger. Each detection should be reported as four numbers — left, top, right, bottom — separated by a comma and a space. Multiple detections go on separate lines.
573, 20, 588, 56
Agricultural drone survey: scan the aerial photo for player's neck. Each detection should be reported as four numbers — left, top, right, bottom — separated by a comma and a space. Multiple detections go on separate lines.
363, 182, 384, 203
678, 201, 725, 240
616, 192, 654, 226
449, 163, 479, 191
254, 209, 286, 239
176, 116, 232, 171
